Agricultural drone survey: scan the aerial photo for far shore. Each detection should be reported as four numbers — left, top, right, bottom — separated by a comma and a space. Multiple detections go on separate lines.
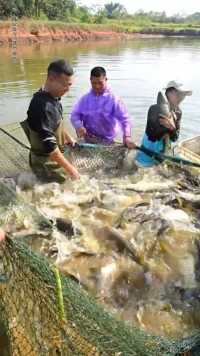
1, 20, 200, 47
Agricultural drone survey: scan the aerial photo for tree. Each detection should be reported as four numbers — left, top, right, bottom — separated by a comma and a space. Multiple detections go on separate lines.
34, 0, 46, 18
75, 6, 91, 23
0, 0, 44, 19
0, 0, 12, 18
186, 12, 200, 24
0, 0, 28, 18
22, 0, 33, 17
44, 0, 76, 20
104, 2, 127, 19
94, 9, 106, 24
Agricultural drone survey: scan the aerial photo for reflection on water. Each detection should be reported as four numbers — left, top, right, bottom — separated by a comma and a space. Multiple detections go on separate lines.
1, 162, 200, 340
0, 37, 200, 142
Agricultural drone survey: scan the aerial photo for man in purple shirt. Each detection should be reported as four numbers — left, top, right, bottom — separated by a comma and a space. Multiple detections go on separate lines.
70, 67, 135, 148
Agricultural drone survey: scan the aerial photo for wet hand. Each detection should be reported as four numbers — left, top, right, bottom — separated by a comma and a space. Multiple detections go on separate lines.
159, 117, 176, 131
0, 229, 5, 242
68, 167, 80, 180
124, 137, 137, 149
77, 127, 87, 138
65, 136, 76, 147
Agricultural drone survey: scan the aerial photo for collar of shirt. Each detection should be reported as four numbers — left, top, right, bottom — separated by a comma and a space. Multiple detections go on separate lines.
40, 87, 61, 101
90, 86, 111, 97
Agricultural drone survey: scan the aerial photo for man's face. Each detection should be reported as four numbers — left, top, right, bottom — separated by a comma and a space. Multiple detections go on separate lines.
167, 89, 180, 107
90, 75, 107, 95
50, 73, 73, 97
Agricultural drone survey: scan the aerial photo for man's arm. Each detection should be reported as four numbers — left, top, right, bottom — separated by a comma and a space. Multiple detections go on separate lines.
63, 128, 76, 146
70, 98, 87, 138
0, 228, 5, 242
29, 103, 80, 179
39, 116, 79, 179
114, 98, 136, 148
50, 148, 80, 179
169, 110, 182, 142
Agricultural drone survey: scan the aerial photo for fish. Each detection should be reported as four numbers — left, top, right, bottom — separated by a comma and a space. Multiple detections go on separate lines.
92, 226, 141, 265
56, 217, 82, 238
115, 202, 170, 235
0, 181, 53, 236
106, 180, 176, 192
1, 154, 200, 342
98, 256, 146, 308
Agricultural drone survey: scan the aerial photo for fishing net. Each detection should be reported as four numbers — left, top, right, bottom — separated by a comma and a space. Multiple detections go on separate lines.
1, 126, 200, 355
64, 142, 128, 172
0, 231, 200, 356
0, 124, 30, 178
0, 123, 128, 178
0, 174, 200, 355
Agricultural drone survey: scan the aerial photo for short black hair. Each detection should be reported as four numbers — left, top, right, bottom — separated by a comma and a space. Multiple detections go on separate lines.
90, 66, 106, 78
48, 59, 74, 76
165, 87, 178, 96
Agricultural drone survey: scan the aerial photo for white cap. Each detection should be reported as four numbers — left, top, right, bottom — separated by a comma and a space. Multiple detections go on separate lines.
164, 81, 192, 96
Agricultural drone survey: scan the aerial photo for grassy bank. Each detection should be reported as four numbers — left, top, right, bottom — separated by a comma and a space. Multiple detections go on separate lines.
1, 18, 200, 33
0, 19, 124, 32
0, 20, 128, 46
1, 19, 200, 47
104, 18, 200, 35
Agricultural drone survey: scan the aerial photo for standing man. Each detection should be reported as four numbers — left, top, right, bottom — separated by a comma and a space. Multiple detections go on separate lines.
70, 66, 135, 148
21, 59, 80, 182
136, 81, 192, 167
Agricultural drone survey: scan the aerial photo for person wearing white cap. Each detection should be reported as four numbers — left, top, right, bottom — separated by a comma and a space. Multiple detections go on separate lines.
135, 81, 192, 167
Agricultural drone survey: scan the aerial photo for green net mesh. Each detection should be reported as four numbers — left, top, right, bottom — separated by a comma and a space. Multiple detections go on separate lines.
0, 182, 200, 355
0, 234, 200, 356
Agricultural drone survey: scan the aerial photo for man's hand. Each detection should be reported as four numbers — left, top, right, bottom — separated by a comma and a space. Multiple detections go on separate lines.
77, 127, 87, 138
50, 148, 80, 180
124, 137, 137, 149
64, 132, 76, 146
0, 229, 5, 242
67, 166, 80, 180
159, 117, 176, 131
65, 135, 76, 147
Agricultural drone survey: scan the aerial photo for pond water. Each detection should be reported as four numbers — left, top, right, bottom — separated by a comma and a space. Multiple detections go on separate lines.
0, 37, 200, 143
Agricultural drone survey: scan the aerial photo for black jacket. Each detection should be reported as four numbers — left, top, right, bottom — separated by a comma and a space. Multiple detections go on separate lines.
145, 92, 182, 142
27, 89, 63, 154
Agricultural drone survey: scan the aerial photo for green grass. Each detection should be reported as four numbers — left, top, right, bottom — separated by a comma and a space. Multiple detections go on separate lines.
0, 19, 123, 32
1, 18, 200, 36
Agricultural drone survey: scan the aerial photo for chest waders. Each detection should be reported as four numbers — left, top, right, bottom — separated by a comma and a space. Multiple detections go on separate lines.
21, 120, 67, 183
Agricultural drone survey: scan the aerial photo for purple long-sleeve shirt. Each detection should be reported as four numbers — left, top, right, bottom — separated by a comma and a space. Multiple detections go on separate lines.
70, 87, 131, 142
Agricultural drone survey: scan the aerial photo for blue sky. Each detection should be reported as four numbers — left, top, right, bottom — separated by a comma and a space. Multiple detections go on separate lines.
79, 0, 199, 15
